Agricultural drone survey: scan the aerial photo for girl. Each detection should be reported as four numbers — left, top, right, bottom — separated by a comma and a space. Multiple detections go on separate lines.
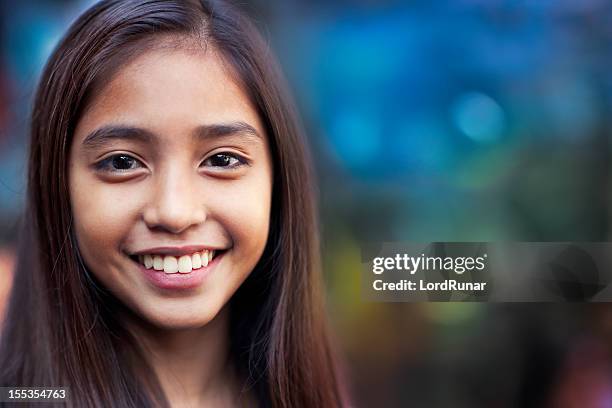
0, 0, 347, 406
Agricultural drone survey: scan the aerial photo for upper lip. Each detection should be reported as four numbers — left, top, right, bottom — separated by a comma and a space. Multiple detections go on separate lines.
130, 245, 225, 257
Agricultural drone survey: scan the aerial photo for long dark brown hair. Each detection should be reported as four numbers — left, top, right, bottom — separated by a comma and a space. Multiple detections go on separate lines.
0, 1, 347, 406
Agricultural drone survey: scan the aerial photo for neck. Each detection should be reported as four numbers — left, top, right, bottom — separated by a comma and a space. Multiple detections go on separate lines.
124, 305, 240, 407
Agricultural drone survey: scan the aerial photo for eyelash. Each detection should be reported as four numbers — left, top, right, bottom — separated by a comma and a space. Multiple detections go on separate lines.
94, 152, 248, 173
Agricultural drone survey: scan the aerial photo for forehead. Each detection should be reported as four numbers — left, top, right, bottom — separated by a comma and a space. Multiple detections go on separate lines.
74, 45, 264, 144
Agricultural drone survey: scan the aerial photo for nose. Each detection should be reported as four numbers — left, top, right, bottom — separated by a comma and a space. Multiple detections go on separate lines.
142, 166, 206, 234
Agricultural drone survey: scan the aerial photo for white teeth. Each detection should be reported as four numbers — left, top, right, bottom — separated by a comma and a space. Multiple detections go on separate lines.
163, 256, 179, 274
144, 255, 153, 269
153, 255, 164, 271
202, 250, 209, 267
192, 253, 202, 269
178, 255, 192, 274
139, 250, 220, 273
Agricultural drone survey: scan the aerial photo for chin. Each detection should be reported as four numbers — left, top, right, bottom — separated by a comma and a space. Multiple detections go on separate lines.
138, 300, 224, 331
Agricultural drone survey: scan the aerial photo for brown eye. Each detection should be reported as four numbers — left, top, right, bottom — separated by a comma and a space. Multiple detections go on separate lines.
95, 154, 143, 172
202, 153, 245, 169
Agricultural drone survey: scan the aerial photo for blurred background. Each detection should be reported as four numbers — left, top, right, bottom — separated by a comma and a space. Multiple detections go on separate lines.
1, 0, 612, 406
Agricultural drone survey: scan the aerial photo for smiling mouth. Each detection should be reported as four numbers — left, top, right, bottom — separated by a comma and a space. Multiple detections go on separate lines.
128, 249, 228, 274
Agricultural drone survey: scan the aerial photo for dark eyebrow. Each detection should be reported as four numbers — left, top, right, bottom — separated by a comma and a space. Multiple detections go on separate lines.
81, 121, 263, 150
81, 126, 155, 150
192, 121, 262, 142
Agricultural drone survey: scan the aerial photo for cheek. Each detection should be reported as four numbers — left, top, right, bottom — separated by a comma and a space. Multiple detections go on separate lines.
69, 172, 139, 274
225, 186, 270, 244
209, 175, 272, 264
223, 198, 270, 248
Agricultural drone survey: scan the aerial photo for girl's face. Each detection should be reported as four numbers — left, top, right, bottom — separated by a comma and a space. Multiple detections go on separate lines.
69, 46, 273, 329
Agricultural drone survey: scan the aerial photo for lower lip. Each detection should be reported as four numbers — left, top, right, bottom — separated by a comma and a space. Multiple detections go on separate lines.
135, 252, 224, 290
